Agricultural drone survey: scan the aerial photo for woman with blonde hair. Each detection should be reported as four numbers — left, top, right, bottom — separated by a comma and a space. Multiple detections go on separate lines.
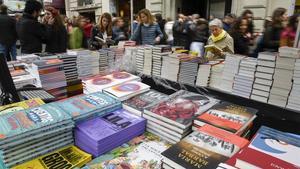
131, 9, 163, 45
90, 12, 114, 49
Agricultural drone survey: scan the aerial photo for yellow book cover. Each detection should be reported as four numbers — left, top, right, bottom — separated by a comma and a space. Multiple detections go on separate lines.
12, 145, 92, 169
0, 98, 45, 115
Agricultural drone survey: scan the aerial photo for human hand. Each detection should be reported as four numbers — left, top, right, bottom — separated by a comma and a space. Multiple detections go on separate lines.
48, 17, 55, 25
155, 37, 161, 43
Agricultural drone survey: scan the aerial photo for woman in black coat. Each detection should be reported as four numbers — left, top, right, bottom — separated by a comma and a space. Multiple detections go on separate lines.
229, 17, 250, 56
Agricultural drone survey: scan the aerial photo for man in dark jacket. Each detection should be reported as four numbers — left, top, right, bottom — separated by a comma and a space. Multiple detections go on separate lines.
16, 0, 45, 54
0, 4, 18, 61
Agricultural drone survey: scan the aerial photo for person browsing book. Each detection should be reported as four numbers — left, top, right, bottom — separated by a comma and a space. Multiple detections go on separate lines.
206, 18, 234, 60
131, 9, 163, 45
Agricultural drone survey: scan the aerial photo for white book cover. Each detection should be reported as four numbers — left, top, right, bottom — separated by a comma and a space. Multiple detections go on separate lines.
256, 66, 275, 74
257, 60, 276, 68
253, 84, 271, 92
258, 52, 277, 61
270, 87, 290, 97
250, 94, 268, 103
255, 72, 273, 80
252, 89, 270, 97
255, 78, 273, 86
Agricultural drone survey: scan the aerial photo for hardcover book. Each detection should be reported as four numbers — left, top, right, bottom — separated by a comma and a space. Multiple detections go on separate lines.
0, 98, 44, 115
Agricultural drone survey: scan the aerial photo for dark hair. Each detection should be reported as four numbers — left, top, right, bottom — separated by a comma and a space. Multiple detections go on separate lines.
242, 9, 253, 17
154, 13, 163, 22
287, 14, 299, 31
272, 7, 287, 27
225, 13, 236, 19
0, 4, 7, 14
229, 17, 248, 35
24, 0, 43, 15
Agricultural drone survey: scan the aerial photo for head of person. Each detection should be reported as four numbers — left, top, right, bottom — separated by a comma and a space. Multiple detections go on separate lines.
287, 14, 299, 31
242, 10, 254, 22
192, 14, 200, 21
272, 7, 288, 26
115, 17, 124, 28
78, 16, 86, 28
209, 18, 223, 37
0, 4, 7, 15
223, 13, 235, 24
154, 13, 163, 22
44, 6, 64, 30
98, 12, 112, 35
209, 14, 215, 21
231, 17, 248, 34
24, 0, 43, 19
138, 9, 154, 25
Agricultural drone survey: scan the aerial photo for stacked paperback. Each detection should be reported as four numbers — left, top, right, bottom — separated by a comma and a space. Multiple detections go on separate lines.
122, 89, 168, 116
209, 61, 225, 89
143, 90, 218, 144
220, 54, 244, 93
103, 81, 150, 101
75, 50, 99, 79
152, 45, 172, 76
250, 52, 277, 103
135, 46, 145, 73
288, 58, 300, 110
0, 104, 74, 168
161, 53, 180, 82
161, 125, 249, 169
196, 61, 220, 87
178, 58, 200, 86
143, 46, 153, 75
99, 49, 109, 75
12, 145, 91, 169
0, 98, 44, 115
75, 109, 146, 157
269, 49, 298, 107
58, 53, 79, 82
232, 57, 258, 98
54, 92, 121, 122
122, 46, 138, 73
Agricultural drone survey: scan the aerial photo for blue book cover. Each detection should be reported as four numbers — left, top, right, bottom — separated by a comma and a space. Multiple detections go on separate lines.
0, 103, 71, 141
55, 92, 121, 119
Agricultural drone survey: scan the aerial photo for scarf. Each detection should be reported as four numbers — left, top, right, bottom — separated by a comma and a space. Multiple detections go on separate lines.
211, 30, 226, 43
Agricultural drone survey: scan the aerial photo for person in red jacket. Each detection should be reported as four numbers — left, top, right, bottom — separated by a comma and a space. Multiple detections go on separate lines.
83, 17, 93, 48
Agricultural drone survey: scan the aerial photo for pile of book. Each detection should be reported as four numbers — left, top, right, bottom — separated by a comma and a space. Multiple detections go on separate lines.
122, 89, 168, 116
83, 72, 140, 94
226, 126, 300, 169
193, 101, 257, 137
196, 61, 219, 87
16, 54, 40, 65
117, 40, 136, 48
287, 59, 300, 110
0, 104, 74, 168
161, 53, 180, 82
161, 125, 249, 169
76, 50, 99, 79
269, 49, 298, 107
135, 46, 145, 73
143, 90, 218, 144
123, 46, 138, 73
75, 109, 146, 157
143, 46, 153, 75
58, 53, 79, 82
54, 92, 121, 122
250, 52, 277, 103
12, 145, 91, 169
82, 132, 170, 169
66, 79, 83, 97
7, 61, 34, 88
109, 47, 125, 72
220, 54, 244, 93
152, 45, 172, 77
99, 49, 109, 75
103, 81, 150, 101
209, 61, 225, 89
178, 58, 200, 86
232, 57, 258, 98
0, 98, 44, 115
32, 59, 67, 99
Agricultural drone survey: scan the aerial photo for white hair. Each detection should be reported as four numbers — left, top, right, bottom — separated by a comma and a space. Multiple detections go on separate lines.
209, 18, 223, 28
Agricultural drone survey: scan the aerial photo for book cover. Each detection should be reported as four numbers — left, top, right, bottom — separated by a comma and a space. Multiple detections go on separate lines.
145, 90, 219, 129
0, 103, 71, 140
12, 145, 92, 169
83, 132, 171, 169
161, 125, 248, 169
195, 101, 257, 133
123, 90, 168, 113
0, 99, 45, 115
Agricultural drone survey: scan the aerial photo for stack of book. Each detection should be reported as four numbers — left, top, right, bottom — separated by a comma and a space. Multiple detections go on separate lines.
117, 40, 136, 48
32, 59, 67, 99
55, 92, 121, 122
16, 54, 40, 65
232, 58, 258, 98
209, 61, 225, 89
193, 101, 257, 137
107, 49, 115, 71
161, 125, 249, 169
0, 104, 74, 168
99, 49, 109, 75
103, 81, 150, 101
123, 46, 138, 73
82, 132, 170, 169
143, 46, 153, 75
226, 126, 300, 169
287, 59, 300, 110
83, 72, 140, 94
135, 46, 145, 73
66, 79, 83, 97
122, 89, 168, 116
250, 52, 277, 103
161, 54, 180, 82
0, 98, 44, 115
143, 90, 218, 144
76, 50, 99, 79
152, 45, 172, 77
74, 109, 146, 157
12, 74, 36, 89
268, 50, 297, 107
58, 53, 79, 82
12, 145, 91, 169
178, 58, 200, 86
220, 54, 245, 93
196, 61, 220, 87
110, 47, 125, 72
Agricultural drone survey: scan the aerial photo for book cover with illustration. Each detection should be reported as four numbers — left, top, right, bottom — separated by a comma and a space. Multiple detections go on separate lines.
12, 145, 92, 169
0, 103, 71, 142
231, 126, 300, 169
123, 90, 168, 116
144, 90, 219, 129
55, 92, 121, 119
194, 101, 257, 134
0, 98, 45, 115
82, 132, 171, 169
161, 125, 249, 169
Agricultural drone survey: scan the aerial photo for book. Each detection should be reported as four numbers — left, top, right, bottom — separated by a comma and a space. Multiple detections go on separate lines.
122, 89, 168, 116
12, 145, 92, 169
144, 90, 219, 129
194, 101, 257, 134
0, 98, 44, 115
161, 125, 249, 169
205, 44, 223, 53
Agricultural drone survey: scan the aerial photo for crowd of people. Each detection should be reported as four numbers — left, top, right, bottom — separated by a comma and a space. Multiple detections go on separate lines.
0, 0, 299, 62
